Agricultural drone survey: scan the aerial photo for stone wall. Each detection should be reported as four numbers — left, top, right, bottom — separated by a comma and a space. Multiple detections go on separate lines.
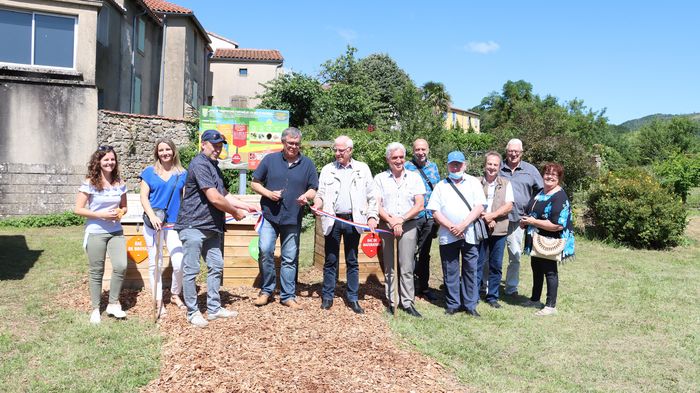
0, 110, 196, 219
0, 163, 84, 218
97, 110, 196, 190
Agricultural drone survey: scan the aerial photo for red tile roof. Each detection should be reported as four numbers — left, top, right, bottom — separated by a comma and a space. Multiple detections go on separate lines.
142, 0, 192, 14
213, 49, 284, 62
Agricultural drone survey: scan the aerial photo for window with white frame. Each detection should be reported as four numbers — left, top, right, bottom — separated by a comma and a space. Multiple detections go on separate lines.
239, 68, 248, 77
0, 8, 76, 68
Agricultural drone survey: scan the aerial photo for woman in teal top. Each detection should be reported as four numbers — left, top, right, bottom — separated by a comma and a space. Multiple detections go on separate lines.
140, 138, 187, 318
74, 145, 128, 325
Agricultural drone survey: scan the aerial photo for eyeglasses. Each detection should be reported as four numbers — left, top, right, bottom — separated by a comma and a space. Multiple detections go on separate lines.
506, 150, 522, 155
98, 145, 114, 151
333, 147, 351, 154
283, 141, 300, 147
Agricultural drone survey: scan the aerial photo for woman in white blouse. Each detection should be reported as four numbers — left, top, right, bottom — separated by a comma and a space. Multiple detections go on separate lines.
74, 145, 128, 324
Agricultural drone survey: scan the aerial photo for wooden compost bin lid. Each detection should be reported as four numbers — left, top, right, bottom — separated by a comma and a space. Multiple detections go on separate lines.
312, 217, 383, 283
103, 194, 280, 290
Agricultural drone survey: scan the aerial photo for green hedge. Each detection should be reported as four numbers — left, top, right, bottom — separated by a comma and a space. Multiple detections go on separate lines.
587, 168, 687, 249
0, 211, 85, 228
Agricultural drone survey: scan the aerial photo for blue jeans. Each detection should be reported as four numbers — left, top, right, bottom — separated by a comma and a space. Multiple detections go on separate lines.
477, 235, 507, 302
439, 239, 479, 311
179, 228, 224, 318
322, 221, 361, 302
259, 219, 300, 302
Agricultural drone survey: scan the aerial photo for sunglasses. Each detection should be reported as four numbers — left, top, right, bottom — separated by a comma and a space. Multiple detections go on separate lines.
98, 145, 114, 151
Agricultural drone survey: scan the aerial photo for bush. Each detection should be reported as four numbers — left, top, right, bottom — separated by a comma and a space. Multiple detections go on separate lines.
0, 211, 85, 228
652, 153, 700, 202
587, 168, 687, 249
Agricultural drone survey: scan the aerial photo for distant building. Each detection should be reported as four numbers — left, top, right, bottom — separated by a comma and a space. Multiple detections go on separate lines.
208, 31, 239, 51
209, 43, 284, 109
445, 106, 481, 133
143, 0, 211, 117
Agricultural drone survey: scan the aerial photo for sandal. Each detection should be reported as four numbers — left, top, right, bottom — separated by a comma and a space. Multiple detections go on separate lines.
171, 295, 186, 309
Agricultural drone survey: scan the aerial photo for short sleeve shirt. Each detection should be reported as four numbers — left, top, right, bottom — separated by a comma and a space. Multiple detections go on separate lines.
499, 160, 544, 221
404, 160, 440, 219
426, 175, 487, 245
373, 170, 426, 217
79, 181, 127, 234
253, 152, 319, 226
174, 153, 228, 233
139, 166, 187, 223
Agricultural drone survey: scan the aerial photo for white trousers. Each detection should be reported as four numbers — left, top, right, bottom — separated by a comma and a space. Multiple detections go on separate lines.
143, 225, 184, 300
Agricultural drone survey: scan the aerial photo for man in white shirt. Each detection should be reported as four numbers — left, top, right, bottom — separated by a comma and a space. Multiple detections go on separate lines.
427, 151, 486, 316
374, 142, 426, 317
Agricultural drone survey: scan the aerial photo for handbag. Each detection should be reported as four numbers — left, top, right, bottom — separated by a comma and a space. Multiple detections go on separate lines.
142, 173, 180, 230
531, 231, 565, 262
446, 178, 489, 242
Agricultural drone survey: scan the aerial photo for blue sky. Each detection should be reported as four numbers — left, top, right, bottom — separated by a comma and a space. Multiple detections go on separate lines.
176, 0, 699, 125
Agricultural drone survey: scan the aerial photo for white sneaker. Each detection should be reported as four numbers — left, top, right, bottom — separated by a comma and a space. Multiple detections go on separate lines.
106, 303, 127, 318
89, 309, 101, 324
207, 307, 238, 321
535, 306, 557, 316
189, 311, 209, 328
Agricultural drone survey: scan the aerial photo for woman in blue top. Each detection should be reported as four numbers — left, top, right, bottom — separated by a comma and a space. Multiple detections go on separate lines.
520, 162, 575, 317
74, 145, 128, 324
139, 138, 187, 317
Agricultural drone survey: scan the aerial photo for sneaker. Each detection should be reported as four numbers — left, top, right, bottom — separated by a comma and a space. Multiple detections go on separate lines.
207, 308, 238, 321
106, 303, 126, 318
535, 306, 557, 316
522, 300, 545, 309
188, 311, 209, 328
89, 309, 101, 325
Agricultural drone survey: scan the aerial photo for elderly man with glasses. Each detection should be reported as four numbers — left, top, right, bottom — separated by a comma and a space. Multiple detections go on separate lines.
312, 135, 378, 314
499, 138, 543, 297
251, 127, 319, 310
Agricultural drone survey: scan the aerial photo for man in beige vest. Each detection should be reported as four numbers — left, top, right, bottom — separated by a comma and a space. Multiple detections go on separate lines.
478, 151, 513, 308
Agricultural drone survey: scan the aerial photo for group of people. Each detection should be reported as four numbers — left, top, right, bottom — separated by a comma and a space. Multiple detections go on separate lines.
74, 127, 574, 327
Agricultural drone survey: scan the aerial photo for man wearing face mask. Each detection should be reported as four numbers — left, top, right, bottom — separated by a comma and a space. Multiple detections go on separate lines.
427, 151, 486, 316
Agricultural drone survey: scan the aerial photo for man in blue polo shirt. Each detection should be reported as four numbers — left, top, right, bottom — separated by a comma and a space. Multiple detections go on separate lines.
251, 127, 319, 310
176, 129, 259, 328
404, 138, 440, 301
499, 138, 543, 296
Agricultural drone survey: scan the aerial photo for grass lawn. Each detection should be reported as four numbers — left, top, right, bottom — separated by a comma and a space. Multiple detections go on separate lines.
386, 218, 700, 392
0, 227, 161, 393
1, 218, 698, 392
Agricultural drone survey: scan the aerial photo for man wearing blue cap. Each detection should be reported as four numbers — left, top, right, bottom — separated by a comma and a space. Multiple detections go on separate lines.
427, 151, 486, 316
175, 129, 260, 328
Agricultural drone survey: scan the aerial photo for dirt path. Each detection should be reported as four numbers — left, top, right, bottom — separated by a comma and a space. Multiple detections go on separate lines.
61, 268, 469, 392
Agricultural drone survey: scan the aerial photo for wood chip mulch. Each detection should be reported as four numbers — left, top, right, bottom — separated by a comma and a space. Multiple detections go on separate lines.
57, 268, 470, 393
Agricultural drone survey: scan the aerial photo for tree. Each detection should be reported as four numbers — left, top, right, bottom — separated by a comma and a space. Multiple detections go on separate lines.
257, 72, 322, 127
421, 81, 451, 116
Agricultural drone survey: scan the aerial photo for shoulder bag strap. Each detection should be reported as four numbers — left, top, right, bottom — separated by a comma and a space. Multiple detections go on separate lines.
163, 173, 181, 211
412, 159, 434, 191
447, 178, 472, 211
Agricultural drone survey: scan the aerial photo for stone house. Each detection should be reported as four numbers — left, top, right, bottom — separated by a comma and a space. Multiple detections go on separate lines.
142, 0, 211, 118
209, 47, 284, 109
0, 0, 102, 217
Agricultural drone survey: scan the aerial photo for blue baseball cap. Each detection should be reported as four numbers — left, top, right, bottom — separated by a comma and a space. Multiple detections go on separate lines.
447, 151, 466, 163
201, 129, 227, 144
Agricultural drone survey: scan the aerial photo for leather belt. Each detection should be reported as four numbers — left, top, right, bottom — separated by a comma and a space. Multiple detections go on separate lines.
336, 213, 353, 220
